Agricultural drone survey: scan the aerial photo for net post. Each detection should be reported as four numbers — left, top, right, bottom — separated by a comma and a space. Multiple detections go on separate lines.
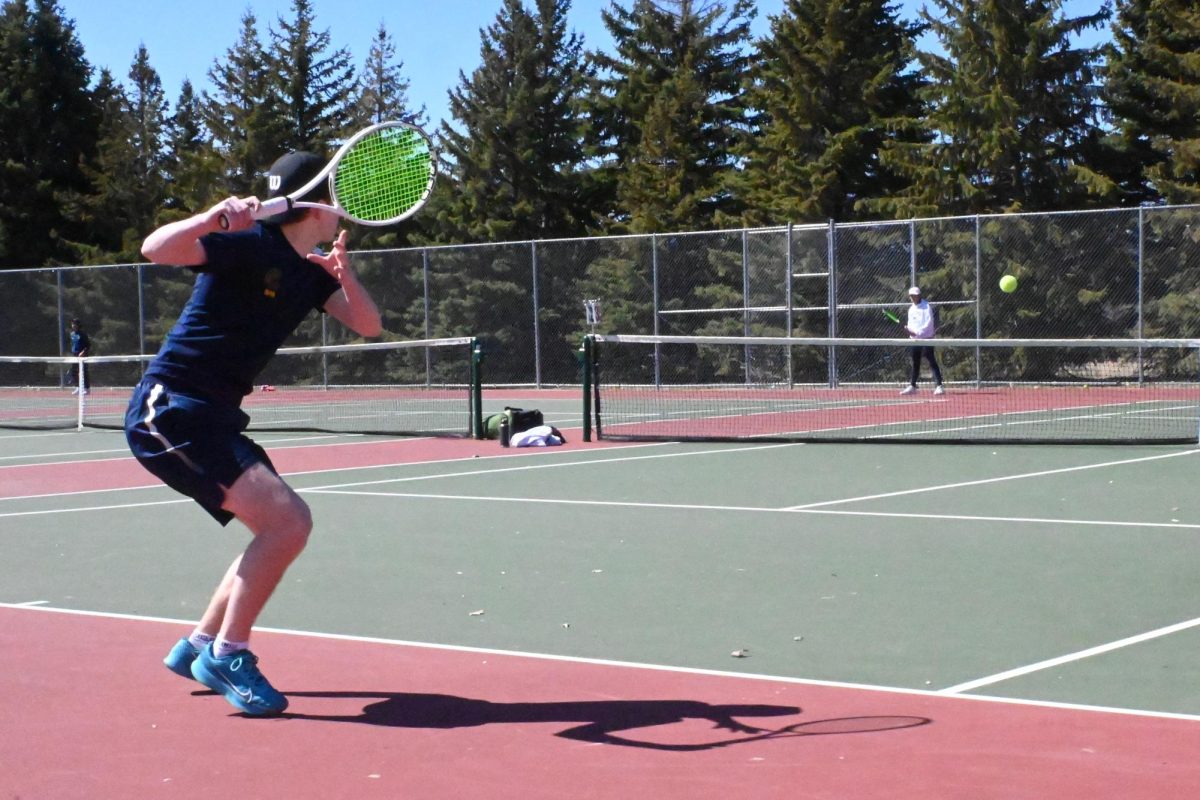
470, 338, 484, 439
76, 356, 86, 431
580, 336, 593, 442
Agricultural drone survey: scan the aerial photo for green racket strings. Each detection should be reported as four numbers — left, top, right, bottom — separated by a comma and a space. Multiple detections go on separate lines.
333, 126, 433, 222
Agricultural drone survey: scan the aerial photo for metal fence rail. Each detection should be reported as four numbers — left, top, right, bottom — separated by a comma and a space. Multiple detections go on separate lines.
5, 204, 1200, 386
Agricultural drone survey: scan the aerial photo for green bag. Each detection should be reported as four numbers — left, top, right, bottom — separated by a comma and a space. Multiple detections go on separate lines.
483, 407, 544, 439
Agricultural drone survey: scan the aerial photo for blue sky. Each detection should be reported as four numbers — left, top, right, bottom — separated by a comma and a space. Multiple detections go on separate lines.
59, 0, 1110, 130
58, 0, 776, 127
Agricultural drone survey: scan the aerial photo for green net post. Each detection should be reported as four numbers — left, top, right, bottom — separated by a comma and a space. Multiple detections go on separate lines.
580, 336, 593, 442
471, 338, 484, 439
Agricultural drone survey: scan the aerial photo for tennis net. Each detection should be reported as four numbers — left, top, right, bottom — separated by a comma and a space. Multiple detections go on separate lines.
0, 338, 484, 437
581, 334, 1200, 444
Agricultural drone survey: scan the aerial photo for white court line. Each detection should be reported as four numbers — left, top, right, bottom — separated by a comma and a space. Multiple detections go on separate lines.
0, 434, 347, 464
0, 446, 132, 461
299, 442, 803, 493
793, 507, 1200, 530
0, 433, 414, 471
304, 489, 778, 514
5, 443, 1196, 532
0, 430, 78, 441
300, 489, 1200, 531
784, 448, 1200, 510
0, 498, 191, 519
0, 441, 677, 504
8, 484, 1200, 533
940, 616, 1200, 694
1, 602, 1196, 723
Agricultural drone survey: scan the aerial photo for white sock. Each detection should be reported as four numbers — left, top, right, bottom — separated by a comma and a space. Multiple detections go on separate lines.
188, 632, 215, 651
213, 638, 249, 659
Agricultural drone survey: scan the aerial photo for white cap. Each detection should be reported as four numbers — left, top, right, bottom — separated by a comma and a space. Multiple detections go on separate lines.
908, 286, 921, 296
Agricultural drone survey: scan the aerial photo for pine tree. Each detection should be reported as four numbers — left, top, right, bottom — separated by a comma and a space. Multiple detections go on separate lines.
267, 0, 356, 151
70, 69, 141, 260
0, 0, 99, 267
204, 10, 286, 195
164, 80, 224, 215
587, 0, 755, 232
124, 45, 170, 232
352, 23, 427, 127
618, 61, 709, 232
1098, 0, 1200, 204
874, 0, 1109, 217
65, 46, 173, 262
432, 0, 594, 379
439, 0, 593, 242
734, 0, 926, 225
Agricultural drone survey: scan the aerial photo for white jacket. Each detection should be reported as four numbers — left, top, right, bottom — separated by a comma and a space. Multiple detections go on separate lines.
907, 300, 936, 340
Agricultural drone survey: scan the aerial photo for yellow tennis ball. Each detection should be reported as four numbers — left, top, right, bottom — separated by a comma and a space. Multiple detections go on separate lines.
999, 275, 1018, 293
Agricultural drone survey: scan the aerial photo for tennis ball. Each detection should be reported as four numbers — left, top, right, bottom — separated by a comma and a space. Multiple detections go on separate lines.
999, 275, 1018, 293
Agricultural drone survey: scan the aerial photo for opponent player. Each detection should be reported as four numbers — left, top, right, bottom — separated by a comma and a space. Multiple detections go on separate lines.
899, 286, 944, 395
126, 152, 382, 715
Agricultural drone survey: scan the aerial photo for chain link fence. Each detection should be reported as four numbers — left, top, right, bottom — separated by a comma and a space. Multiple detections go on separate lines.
5, 204, 1200, 386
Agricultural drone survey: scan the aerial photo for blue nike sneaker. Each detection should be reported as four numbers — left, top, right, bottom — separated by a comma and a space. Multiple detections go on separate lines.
163, 638, 200, 680
190, 645, 288, 716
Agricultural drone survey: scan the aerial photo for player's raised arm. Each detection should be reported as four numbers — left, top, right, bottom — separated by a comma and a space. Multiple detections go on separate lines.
141, 197, 261, 266
309, 230, 383, 338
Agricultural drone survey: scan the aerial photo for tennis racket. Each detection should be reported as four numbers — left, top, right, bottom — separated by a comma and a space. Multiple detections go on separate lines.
882, 308, 903, 324
219, 121, 436, 229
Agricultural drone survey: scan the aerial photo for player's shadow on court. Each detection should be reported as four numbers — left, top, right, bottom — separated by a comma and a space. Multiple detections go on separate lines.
282, 692, 930, 751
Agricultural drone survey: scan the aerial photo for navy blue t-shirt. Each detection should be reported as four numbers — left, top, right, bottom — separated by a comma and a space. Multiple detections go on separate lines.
144, 224, 340, 406
70, 329, 90, 355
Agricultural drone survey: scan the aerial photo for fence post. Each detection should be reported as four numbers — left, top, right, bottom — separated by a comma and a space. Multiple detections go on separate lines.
56, 269, 66, 386
785, 222, 794, 386
319, 314, 330, 388
975, 215, 982, 386
742, 228, 751, 384
909, 218, 918, 286
423, 247, 432, 382
652, 233, 661, 388
826, 219, 838, 388
1137, 206, 1145, 383
137, 263, 146, 360
532, 240, 542, 388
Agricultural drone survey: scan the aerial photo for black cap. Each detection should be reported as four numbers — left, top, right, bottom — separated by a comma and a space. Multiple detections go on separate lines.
266, 151, 327, 203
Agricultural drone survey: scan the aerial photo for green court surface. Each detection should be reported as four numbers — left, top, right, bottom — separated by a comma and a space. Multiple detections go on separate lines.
2, 424, 1198, 721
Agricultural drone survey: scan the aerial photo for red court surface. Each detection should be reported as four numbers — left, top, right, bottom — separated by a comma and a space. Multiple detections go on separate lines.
0, 433, 618, 499
3, 606, 1197, 799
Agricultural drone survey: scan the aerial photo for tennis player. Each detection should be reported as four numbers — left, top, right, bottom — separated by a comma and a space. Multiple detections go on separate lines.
899, 286, 945, 396
68, 318, 91, 394
125, 152, 382, 715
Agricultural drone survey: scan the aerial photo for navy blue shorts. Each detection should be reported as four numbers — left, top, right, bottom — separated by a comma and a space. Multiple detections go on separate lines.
124, 379, 277, 525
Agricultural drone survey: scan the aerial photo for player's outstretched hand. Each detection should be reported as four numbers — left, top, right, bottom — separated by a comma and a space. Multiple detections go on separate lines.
307, 229, 351, 281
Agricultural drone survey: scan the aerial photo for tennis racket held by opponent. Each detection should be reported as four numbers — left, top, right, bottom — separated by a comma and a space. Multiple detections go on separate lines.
218, 120, 437, 229
882, 308, 903, 325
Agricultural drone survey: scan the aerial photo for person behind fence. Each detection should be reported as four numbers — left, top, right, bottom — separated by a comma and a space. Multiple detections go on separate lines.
899, 286, 944, 396
69, 318, 90, 394
123, 151, 383, 716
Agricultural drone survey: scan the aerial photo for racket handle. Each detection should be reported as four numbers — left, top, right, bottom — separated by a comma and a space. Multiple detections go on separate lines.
217, 197, 293, 230
255, 197, 292, 218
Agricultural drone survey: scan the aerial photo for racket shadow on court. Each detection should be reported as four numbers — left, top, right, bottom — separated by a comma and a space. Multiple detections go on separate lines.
278, 691, 930, 751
